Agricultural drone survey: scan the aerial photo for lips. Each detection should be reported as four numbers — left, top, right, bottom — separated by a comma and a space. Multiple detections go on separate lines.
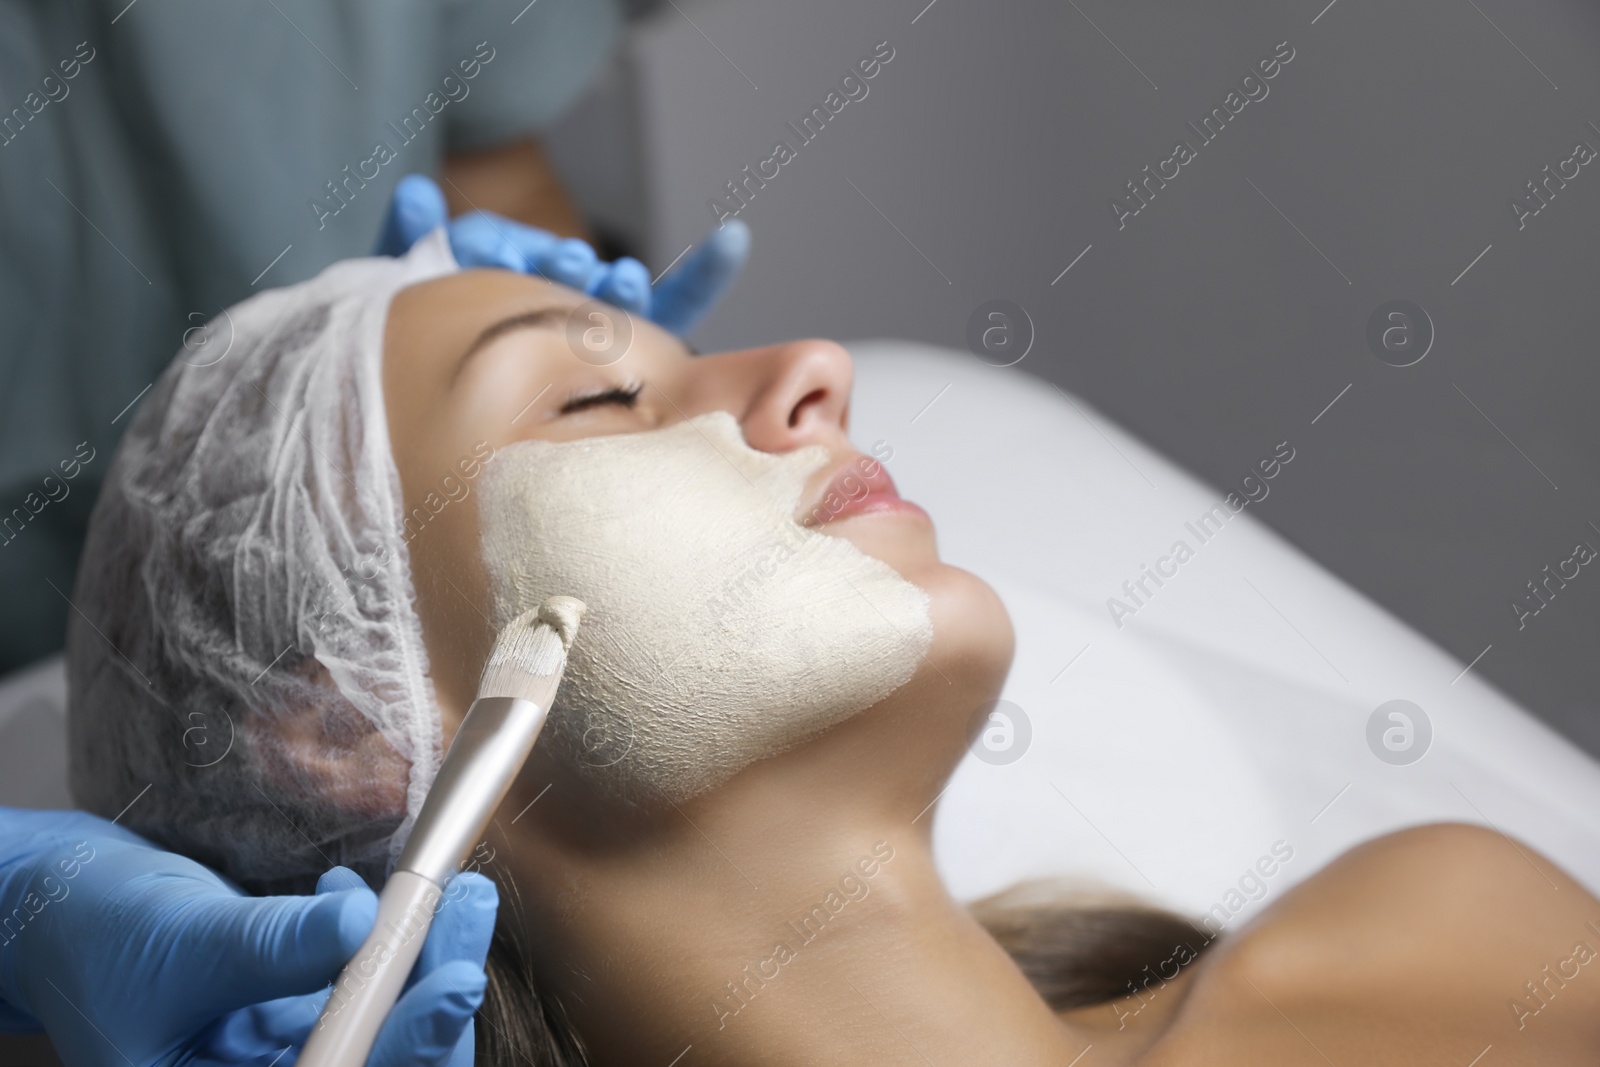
801, 453, 929, 527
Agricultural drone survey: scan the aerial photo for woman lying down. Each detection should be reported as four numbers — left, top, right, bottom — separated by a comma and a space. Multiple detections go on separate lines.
66, 229, 1600, 1065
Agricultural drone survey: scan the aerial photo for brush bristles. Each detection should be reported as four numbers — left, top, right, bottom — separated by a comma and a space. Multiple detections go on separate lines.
536, 595, 586, 652
477, 597, 586, 703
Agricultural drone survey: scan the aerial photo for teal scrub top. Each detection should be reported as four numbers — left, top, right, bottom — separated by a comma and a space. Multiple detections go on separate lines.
0, 0, 621, 673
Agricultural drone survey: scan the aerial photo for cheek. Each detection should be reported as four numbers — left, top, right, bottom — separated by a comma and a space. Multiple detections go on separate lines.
406, 493, 496, 723
474, 412, 935, 804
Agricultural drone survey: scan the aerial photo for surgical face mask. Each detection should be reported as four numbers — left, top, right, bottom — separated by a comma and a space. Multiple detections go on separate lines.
476, 410, 934, 803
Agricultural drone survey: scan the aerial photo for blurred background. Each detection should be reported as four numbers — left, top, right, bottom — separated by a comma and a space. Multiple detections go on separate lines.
543, 0, 1600, 756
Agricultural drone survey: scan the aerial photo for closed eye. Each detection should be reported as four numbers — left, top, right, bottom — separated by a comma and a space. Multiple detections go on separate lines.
559, 381, 644, 415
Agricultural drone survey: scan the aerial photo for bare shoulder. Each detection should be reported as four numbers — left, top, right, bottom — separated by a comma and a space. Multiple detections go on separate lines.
1145, 824, 1600, 1065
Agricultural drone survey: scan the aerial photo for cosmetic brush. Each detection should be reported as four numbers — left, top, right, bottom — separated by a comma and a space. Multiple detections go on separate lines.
297, 595, 585, 1066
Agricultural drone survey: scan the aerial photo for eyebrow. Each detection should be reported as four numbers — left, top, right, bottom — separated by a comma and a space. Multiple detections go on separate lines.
455, 306, 569, 379
453, 301, 701, 386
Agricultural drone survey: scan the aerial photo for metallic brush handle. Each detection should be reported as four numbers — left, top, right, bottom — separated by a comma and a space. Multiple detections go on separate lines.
398, 696, 548, 885
296, 696, 548, 1066
294, 869, 441, 1065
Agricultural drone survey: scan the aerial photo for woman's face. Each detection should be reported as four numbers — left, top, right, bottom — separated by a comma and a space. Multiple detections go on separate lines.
383, 268, 1011, 789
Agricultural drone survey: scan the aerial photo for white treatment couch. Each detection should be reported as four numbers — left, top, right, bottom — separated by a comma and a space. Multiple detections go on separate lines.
844, 341, 1600, 926
3, 341, 1598, 934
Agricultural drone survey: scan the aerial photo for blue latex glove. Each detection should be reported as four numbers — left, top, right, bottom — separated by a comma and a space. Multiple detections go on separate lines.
0, 808, 496, 1067
376, 172, 750, 335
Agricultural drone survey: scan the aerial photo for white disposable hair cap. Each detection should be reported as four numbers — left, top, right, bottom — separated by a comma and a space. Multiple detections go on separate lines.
67, 230, 460, 892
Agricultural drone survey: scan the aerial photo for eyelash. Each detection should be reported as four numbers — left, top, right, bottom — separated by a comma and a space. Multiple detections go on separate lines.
559, 380, 644, 415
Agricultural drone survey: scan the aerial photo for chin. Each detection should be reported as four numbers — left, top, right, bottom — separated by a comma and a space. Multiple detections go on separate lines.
922, 561, 1015, 688
819, 506, 939, 574
821, 510, 1013, 689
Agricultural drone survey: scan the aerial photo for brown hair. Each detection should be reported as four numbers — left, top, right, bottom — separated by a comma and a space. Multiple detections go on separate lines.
472, 876, 1215, 1062
473, 875, 593, 1065
967, 880, 1213, 1011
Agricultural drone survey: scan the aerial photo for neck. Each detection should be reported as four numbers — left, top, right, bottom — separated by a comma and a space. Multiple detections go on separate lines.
500, 736, 1082, 1066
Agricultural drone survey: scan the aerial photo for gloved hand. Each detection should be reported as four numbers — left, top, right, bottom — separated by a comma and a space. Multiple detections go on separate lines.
0, 808, 496, 1067
376, 172, 750, 335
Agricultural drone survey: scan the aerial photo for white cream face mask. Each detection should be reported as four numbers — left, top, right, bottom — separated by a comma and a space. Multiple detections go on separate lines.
476, 410, 934, 804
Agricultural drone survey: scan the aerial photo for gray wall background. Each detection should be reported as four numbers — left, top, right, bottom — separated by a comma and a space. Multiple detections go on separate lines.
554, 0, 1600, 757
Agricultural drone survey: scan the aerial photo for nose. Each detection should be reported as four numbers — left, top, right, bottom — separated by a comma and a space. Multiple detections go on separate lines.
692, 339, 854, 454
